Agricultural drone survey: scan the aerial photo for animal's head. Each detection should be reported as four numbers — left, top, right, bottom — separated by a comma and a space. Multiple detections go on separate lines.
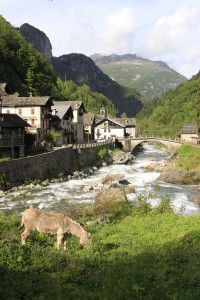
80, 230, 92, 247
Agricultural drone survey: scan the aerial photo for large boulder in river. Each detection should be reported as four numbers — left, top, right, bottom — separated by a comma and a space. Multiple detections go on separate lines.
94, 188, 127, 214
101, 174, 125, 184
158, 163, 200, 185
83, 174, 126, 192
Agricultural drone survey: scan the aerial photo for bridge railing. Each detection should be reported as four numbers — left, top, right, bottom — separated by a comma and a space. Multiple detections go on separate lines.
120, 135, 182, 143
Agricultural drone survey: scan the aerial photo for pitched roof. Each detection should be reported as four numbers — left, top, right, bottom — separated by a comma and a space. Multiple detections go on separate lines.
179, 123, 199, 134
1, 95, 52, 106
94, 117, 125, 128
83, 112, 95, 125
52, 105, 73, 119
53, 100, 85, 110
0, 113, 31, 128
113, 118, 136, 126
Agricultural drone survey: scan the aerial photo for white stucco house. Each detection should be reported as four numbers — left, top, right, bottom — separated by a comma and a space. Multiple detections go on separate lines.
1, 88, 53, 141
94, 117, 125, 141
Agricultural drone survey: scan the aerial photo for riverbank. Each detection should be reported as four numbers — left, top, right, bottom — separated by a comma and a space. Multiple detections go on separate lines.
142, 144, 200, 185
1, 201, 200, 299
158, 159, 200, 185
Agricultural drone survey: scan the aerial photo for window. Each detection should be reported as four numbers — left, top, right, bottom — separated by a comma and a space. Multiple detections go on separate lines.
18, 108, 22, 115
31, 108, 35, 115
31, 119, 35, 126
6, 110, 10, 114
104, 128, 106, 132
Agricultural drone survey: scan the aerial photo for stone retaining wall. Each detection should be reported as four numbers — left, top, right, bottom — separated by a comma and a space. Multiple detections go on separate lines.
0, 142, 113, 188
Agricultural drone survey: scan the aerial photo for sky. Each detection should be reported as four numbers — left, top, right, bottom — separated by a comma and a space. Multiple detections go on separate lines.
1, 0, 200, 79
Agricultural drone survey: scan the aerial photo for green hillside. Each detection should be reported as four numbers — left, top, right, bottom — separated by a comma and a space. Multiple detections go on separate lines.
137, 72, 200, 137
0, 16, 56, 95
91, 54, 187, 102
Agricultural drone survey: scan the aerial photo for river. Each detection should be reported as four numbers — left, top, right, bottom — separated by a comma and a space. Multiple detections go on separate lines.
0, 143, 199, 215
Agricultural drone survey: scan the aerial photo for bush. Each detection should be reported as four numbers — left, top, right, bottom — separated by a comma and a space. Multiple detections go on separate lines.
44, 131, 61, 146
98, 148, 107, 160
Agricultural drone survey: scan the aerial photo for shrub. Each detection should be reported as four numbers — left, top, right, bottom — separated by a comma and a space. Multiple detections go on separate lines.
98, 148, 107, 160
44, 131, 61, 146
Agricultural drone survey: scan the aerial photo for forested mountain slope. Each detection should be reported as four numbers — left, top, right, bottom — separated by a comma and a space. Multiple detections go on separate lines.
91, 53, 187, 102
0, 16, 56, 95
137, 72, 200, 137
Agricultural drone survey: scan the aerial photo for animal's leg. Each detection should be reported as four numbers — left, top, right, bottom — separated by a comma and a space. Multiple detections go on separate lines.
57, 234, 63, 249
21, 229, 31, 245
63, 235, 68, 250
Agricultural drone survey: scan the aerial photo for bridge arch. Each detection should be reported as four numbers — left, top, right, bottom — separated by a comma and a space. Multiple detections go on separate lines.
120, 138, 182, 156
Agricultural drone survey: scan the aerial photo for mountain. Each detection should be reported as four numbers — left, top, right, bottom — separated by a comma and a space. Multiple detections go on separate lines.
19, 23, 53, 60
90, 53, 187, 102
18, 23, 143, 117
137, 71, 200, 137
51, 54, 143, 116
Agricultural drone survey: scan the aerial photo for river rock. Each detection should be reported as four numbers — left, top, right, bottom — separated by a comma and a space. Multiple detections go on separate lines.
158, 163, 200, 185
94, 188, 127, 214
101, 174, 125, 184
124, 186, 135, 194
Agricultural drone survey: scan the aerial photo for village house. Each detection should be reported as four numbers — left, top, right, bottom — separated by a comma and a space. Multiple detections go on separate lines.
113, 118, 136, 138
0, 96, 30, 159
51, 104, 74, 145
1, 92, 53, 141
93, 115, 137, 141
94, 117, 126, 141
178, 123, 199, 143
53, 101, 85, 143
83, 112, 96, 142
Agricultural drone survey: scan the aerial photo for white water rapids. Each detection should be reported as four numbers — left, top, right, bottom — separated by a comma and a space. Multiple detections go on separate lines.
0, 144, 199, 215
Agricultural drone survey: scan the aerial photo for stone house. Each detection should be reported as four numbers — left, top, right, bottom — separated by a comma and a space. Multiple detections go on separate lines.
51, 104, 74, 145
83, 112, 96, 142
1, 85, 53, 141
53, 101, 85, 143
178, 123, 199, 142
94, 117, 125, 141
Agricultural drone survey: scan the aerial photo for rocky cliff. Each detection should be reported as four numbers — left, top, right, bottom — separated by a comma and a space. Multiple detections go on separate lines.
19, 23, 52, 60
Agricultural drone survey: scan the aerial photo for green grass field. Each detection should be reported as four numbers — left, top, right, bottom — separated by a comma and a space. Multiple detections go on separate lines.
0, 199, 200, 300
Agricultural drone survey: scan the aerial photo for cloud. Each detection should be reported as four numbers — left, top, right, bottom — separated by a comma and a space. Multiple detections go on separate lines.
188, 45, 200, 62
139, 6, 200, 58
99, 7, 137, 53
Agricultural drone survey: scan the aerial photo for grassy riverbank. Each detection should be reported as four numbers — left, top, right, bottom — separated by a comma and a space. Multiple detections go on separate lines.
0, 200, 200, 300
176, 144, 200, 172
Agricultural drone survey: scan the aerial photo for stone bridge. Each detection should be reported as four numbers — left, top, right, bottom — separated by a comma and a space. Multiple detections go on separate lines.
119, 137, 183, 155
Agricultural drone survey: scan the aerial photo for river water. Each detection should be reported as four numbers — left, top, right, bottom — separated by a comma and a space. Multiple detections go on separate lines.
0, 144, 199, 215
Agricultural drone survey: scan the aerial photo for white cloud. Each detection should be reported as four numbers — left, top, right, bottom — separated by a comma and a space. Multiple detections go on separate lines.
139, 6, 200, 57
100, 7, 137, 53
188, 45, 200, 62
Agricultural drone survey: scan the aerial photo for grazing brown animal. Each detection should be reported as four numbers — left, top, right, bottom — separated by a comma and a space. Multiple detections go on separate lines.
21, 208, 91, 249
